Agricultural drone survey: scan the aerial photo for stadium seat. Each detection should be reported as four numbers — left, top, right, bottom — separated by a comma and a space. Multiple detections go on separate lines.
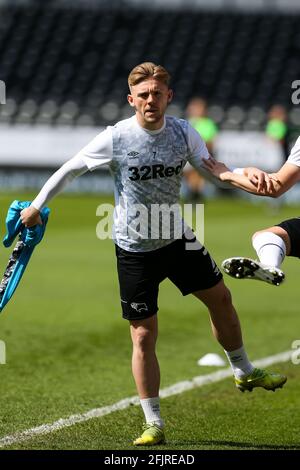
0, 2, 298, 137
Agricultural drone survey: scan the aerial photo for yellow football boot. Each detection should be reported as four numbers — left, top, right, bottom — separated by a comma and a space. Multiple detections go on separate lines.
133, 423, 165, 446
235, 368, 287, 392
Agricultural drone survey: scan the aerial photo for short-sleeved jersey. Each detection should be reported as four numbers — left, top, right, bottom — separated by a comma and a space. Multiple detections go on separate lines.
76, 115, 209, 252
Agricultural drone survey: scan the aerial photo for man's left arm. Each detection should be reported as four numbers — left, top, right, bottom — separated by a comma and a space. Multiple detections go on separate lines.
204, 158, 300, 197
186, 123, 252, 189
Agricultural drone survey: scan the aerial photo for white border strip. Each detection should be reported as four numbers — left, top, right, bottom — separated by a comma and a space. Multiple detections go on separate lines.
0, 350, 291, 448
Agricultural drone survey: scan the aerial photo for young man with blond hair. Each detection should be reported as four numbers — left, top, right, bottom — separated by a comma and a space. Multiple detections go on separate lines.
20, 62, 286, 446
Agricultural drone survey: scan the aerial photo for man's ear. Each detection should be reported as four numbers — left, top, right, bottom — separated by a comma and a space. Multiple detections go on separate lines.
127, 94, 135, 107
167, 89, 173, 103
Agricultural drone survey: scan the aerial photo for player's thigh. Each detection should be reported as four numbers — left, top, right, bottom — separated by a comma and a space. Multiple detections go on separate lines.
254, 218, 300, 257
115, 245, 165, 321
166, 235, 223, 295
192, 279, 232, 311
273, 220, 300, 256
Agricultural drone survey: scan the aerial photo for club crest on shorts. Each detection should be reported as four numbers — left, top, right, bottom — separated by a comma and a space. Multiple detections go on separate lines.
130, 302, 148, 313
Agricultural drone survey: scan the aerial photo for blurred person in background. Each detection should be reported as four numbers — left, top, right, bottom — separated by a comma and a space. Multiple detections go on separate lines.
266, 105, 289, 161
182, 97, 218, 201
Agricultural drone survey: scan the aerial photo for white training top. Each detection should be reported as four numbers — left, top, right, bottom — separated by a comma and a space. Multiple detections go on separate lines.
32, 115, 217, 252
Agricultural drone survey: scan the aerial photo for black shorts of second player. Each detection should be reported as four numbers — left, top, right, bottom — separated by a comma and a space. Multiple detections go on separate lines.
276, 217, 300, 257
115, 235, 223, 321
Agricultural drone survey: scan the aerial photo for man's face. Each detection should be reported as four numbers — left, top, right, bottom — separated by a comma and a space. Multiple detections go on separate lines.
128, 78, 173, 130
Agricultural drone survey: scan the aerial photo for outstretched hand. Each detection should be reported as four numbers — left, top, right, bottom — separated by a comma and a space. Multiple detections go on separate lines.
244, 167, 278, 193
20, 206, 42, 228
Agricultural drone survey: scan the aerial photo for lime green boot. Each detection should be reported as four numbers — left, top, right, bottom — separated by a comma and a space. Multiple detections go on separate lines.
235, 368, 287, 392
133, 422, 165, 446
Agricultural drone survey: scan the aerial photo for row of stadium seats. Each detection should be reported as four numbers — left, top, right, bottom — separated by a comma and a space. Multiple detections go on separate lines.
2, 96, 300, 133
0, 4, 300, 129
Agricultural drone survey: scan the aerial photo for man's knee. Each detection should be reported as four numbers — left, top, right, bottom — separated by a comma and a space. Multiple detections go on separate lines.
252, 229, 271, 242
194, 280, 233, 310
219, 286, 233, 308
252, 227, 290, 254
130, 319, 157, 352
134, 329, 153, 346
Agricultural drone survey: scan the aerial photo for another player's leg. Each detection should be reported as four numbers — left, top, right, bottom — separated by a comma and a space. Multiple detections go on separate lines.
130, 315, 165, 446
222, 226, 288, 286
193, 280, 287, 392
252, 227, 290, 267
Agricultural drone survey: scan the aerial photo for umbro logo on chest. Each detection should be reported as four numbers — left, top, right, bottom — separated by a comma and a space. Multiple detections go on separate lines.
128, 151, 140, 158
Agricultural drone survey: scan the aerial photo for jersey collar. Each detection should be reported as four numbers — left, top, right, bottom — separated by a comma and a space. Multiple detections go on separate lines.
134, 115, 166, 135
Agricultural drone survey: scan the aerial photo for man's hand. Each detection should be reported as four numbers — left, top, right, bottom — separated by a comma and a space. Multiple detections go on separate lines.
244, 167, 278, 193
20, 206, 42, 228
202, 156, 232, 181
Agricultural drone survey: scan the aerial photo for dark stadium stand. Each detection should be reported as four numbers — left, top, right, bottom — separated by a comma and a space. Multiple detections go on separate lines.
0, 3, 300, 135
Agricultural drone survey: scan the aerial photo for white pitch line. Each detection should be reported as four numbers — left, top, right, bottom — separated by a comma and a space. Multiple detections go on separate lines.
0, 350, 292, 448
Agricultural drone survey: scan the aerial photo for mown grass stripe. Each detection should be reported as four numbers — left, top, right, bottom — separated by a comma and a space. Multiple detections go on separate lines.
0, 350, 291, 448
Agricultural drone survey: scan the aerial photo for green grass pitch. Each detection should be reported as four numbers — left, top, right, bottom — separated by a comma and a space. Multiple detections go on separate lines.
0, 192, 299, 450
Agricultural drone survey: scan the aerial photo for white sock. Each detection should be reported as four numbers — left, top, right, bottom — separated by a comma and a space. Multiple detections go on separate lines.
140, 397, 164, 428
252, 232, 286, 268
224, 346, 254, 379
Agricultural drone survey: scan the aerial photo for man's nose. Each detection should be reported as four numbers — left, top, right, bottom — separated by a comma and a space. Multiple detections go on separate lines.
147, 93, 155, 103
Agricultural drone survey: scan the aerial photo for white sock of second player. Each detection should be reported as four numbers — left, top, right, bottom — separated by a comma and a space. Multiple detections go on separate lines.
252, 232, 286, 268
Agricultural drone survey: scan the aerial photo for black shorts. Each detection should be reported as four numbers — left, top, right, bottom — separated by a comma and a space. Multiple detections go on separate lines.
115, 235, 223, 321
276, 217, 300, 257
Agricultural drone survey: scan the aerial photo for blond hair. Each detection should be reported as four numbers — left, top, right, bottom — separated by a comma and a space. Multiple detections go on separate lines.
128, 62, 171, 88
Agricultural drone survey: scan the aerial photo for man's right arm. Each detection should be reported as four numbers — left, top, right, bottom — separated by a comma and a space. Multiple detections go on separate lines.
21, 156, 89, 227
21, 128, 113, 227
